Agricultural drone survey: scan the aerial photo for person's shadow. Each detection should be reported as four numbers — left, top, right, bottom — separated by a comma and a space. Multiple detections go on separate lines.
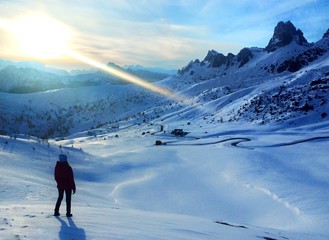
56, 216, 86, 240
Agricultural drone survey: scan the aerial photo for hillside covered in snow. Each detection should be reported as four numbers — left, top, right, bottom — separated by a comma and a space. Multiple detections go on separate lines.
1, 21, 329, 138
1, 21, 329, 239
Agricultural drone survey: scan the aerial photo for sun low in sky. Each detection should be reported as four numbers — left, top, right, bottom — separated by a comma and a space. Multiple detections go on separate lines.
1, 1, 328, 71
0, 0, 328, 107
13, 16, 70, 59
0, 15, 189, 103
0, 15, 70, 60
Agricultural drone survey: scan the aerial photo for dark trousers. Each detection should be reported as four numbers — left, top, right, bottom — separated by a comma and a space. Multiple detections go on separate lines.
55, 189, 72, 214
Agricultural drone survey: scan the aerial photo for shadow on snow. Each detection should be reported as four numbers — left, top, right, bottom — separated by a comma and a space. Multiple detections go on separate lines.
56, 216, 86, 240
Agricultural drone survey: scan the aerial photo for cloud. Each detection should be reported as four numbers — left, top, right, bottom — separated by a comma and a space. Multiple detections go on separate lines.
1, 0, 328, 70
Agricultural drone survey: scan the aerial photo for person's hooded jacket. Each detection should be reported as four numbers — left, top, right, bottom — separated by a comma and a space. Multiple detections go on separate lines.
54, 155, 76, 192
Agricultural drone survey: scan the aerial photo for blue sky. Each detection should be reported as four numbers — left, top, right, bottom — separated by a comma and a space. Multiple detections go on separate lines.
0, 0, 329, 70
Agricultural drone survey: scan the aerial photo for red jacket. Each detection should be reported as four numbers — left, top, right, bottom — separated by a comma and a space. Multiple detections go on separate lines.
54, 161, 76, 191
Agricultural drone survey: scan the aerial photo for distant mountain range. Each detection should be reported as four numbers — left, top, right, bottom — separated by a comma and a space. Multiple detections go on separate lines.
0, 21, 328, 138
0, 60, 175, 93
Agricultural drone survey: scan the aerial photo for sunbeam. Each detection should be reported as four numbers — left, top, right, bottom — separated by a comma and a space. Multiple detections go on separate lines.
67, 50, 186, 102
0, 16, 194, 106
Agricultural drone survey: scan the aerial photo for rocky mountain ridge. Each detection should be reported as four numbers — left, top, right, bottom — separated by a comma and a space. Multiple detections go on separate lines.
0, 21, 328, 138
178, 21, 328, 76
265, 20, 309, 52
170, 21, 329, 128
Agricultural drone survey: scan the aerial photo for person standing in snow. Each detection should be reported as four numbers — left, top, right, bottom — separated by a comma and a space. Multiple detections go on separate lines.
54, 154, 76, 217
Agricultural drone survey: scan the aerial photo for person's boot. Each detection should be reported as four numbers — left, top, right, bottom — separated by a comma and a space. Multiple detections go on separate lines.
66, 213, 73, 217
54, 212, 60, 216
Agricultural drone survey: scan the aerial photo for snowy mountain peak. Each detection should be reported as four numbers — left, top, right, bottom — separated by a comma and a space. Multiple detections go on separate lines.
178, 21, 329, 78
265, 21, 308, 52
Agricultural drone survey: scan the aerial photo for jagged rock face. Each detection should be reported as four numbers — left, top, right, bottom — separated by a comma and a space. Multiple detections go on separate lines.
277, 47, 327, 73
206, 53, 226, 68
178, 20, 329, 75
265, 21, 308, 52
237, 48, 253, 67
203, 48, 253, 68
276, 27, 329, 73
204, 50, 219, 62
203, 50, 233, 68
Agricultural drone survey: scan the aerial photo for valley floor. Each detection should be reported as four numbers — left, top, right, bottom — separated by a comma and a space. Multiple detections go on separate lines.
1, 122, 329, 239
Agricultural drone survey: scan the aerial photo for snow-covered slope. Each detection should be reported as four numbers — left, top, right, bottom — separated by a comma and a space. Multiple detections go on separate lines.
1, 122, 329, 239
1, 21, 329, 239
1, 21, 329, 138
0, 84, 164, 137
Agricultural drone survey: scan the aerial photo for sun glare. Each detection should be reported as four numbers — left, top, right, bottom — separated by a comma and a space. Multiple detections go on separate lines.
0, 15, 192, 104
11, 16, 70, 59
68, 50, 188, 102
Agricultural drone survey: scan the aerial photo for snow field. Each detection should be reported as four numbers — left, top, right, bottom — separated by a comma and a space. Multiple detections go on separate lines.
2, 122, 328, 239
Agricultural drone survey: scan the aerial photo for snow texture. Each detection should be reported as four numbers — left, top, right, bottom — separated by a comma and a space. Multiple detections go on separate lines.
1, 21, 329, 239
